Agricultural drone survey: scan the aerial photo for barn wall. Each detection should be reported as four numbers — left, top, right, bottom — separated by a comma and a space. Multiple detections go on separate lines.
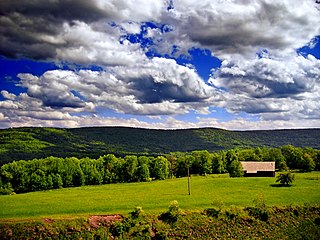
243, 171, 275, 177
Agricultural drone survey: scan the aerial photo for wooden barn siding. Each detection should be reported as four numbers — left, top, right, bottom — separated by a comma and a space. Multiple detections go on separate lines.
243, 171, 275, 177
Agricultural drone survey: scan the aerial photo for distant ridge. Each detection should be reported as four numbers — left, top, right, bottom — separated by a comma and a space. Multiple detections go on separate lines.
0, 126, 319, 164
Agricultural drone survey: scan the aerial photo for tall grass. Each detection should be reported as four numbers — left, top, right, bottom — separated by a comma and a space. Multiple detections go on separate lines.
0, 172, 319, 221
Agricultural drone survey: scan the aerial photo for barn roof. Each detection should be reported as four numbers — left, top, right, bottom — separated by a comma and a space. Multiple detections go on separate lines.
240, 161, 275, 173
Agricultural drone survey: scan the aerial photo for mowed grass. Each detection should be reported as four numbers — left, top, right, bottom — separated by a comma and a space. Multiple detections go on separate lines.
0, 172, 319, 221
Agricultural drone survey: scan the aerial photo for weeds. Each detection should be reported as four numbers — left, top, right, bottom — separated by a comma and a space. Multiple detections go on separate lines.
159, 200, 182, 224
1, 204, 319, 239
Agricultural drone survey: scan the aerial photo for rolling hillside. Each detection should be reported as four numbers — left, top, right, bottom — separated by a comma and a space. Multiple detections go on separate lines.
0, 127, 319, 164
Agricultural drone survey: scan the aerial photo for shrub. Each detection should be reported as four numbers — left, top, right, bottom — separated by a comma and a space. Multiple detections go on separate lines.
123, 207, 152, 238
0, 188, 13, 195
276, 172, 295, 186
129, 206, 144, 219
205, 199, 224, 218
205, 208, 220, 218
224, 205, 244, 220
159, 200, 181, 224
245, 194, 269, 221
110, 221, 124, 237
0, 182, 14, 195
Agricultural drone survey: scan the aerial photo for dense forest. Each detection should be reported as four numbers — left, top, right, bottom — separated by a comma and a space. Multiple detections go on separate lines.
1, 146, 319, 195
0, 127, 319, 164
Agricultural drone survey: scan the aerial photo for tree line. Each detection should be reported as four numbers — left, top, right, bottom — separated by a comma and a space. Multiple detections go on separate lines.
0, 145, 319, 194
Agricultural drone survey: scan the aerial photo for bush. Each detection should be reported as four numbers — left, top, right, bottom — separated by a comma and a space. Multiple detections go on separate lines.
205, 208, 220, 218
159, 200, 181, 224
205, 199, 224, 218
224, 205, 244, 220
0, 182, 14, 195
276, 172, 295, 186
129, 206, 144, 219
245, 194, 269, 221
110, 221, 124, 237
0, 188, 13, 195
124, 207, 152, 238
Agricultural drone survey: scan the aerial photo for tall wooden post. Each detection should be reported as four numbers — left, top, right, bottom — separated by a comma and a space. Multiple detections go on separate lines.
187, 166, 191, 195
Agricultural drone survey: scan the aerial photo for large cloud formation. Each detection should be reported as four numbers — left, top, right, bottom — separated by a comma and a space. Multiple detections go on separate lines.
0, 0, 165, 59
0, 0, 319, 129
159, 0, 320, 59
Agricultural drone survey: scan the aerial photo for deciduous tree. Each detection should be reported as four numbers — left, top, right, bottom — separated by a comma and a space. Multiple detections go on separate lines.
276, 172, 295, 186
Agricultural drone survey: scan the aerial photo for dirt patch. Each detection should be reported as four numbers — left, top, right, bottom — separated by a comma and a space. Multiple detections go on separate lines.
42, 218, 54, 223
89, 214, 123, 228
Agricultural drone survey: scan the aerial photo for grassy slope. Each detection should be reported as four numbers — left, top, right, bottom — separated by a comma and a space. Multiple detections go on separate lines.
0, 172, 319, 221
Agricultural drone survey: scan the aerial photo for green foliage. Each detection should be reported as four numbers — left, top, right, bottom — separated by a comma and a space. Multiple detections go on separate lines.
211, 152, 226, 174
80, 157, 102, 185
159, 200, 182, 224
302, 153, 316, 172
228, 160, 244, 178
175, 155, 188, 177
205, 199, 224, 218
123, 155, 138, 182
224, 205, 244, 220
167, 153, 177, 179
246, 194, 269, 221
192, 150, 212, 175
100, 154, 120, 183
46, 175, 53, 189
281, 145, 316, 171
0, 178, 13, 195
0, 188, 12, 195
52, 174, 63, 188
0, 142, 319, 195
151, 156, 169, 180
1, 205, 319, 239
112, 206, 152, 239
30, 169, 46, 191
110, 221, 124, 237
136, 163, 150, 182
276, 172, 295, 186
129, 206, 144, 219
1, 127, 319, 164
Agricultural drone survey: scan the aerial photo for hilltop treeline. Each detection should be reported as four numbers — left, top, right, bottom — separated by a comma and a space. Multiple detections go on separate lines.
0, 145, 319, 195
1, 127, 319, 164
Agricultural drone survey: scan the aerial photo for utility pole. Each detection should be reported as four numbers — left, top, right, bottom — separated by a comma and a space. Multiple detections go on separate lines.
187, 166, 191, 195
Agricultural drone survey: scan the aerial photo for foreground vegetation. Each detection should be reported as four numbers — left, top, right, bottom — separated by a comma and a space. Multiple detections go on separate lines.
0, 204, 319, 239
1, 126, 319, 163
0, 173, 319, 221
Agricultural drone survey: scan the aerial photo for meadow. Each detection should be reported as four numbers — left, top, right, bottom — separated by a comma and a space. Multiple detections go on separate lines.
0, 172, 319, 221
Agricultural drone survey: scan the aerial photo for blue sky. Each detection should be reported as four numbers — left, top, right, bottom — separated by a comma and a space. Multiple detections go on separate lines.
0, 0, 319, 130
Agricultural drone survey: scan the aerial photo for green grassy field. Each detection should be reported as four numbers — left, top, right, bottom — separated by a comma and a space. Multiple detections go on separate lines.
0, 172, 319, 221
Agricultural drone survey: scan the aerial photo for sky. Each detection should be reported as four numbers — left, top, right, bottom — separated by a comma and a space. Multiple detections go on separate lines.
0, 0, 320, 130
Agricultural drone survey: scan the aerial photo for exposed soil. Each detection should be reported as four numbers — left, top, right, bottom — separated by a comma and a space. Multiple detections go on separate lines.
42, 218, 54, 223
89, 214, 123, 228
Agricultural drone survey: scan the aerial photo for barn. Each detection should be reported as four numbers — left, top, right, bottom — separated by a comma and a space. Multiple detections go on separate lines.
240, 161, 275, 177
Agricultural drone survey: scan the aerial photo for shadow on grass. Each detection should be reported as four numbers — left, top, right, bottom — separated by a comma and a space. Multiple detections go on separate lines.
305, 177, 319, 181
270, 184, 293, 188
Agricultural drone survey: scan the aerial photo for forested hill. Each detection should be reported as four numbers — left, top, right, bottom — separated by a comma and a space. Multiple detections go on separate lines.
0, 127, 319, 164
